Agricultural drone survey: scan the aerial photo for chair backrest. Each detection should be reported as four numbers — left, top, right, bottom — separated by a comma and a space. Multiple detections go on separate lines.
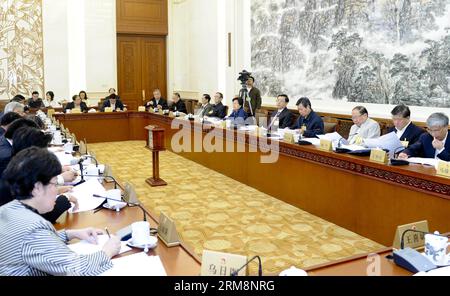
224, 105, 229, 117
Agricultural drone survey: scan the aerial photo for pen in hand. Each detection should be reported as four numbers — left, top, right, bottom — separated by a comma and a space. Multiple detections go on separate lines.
105, 227, 111, 238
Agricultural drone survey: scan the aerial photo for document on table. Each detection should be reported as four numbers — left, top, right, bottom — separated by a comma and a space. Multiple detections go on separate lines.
338, 144, 367, 151
407, 157, 438, 167
68, 178, 106, 213
68, 235, 132, 255
363, 132, 404, 155
100, 252, 167, 276
317, 132, 343, 143
52, 151, 76, 166
301, 137, 321, 146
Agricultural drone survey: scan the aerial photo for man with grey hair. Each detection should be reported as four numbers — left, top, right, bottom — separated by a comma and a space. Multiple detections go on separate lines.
399, 113, 450, 161
3, 102, 25, 116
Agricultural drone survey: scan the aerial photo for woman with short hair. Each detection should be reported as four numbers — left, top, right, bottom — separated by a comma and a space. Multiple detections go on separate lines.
0, 147, 121, 276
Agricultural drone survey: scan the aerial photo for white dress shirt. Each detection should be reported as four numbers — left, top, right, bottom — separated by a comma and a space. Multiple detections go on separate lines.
348, 118, 381, 144
395, 121, 412, 140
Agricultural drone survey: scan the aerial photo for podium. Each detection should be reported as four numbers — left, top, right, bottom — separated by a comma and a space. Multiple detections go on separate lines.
145, 125, 168, 187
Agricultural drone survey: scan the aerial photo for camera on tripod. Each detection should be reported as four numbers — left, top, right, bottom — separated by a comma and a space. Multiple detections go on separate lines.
237, 70, 252, 86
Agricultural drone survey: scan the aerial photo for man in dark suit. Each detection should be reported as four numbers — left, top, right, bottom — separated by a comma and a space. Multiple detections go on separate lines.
208, 92, 227, 119
27, 91, 44, 109
169, 92, 187, 113
291, 97, 324, 137
145, 89, 168, 111
399, 113, 450, 161
196, 94, 213, 117
64, 95, 89, 113
243, 76, 262, 117
268, 94, 293, 130
101, 94, 126, 112
388, 104, 424, 147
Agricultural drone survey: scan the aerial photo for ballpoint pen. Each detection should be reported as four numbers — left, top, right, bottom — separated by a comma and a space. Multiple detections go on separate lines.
105, 227, 111, 238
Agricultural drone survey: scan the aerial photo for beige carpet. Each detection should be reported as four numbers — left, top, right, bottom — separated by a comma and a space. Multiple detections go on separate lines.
89, 141, 384, 274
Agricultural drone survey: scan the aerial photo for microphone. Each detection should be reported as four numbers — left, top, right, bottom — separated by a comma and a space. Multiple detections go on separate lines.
230, 255, 262, 276
392, 146, 406, 158
400, 229, 447, 249
83, 175, 118, 189
94, 194, 148, 222
81, 155, 98, 167
390, 146, 409, 166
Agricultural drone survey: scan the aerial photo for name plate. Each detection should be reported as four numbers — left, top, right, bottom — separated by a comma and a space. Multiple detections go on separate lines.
284, 133, 295, 144
393, 220, 429, 250
158, 212, 180, 247
436, 160, 450, 178
201, 250, 247, 276
319, 139, 333, 152
370, 149, 388, 164
47, 109, 55, 117
138, 106, 146, 112
104, 107, 113, 113
71, 108, 81, 114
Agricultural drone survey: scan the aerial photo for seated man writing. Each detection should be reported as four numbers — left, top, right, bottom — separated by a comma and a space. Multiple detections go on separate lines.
399, 113, 450, 161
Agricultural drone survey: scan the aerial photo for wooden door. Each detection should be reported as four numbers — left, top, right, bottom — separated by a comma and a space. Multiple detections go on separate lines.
117, 35, 166, 110
141, 37, 167, 103
117, 35, 142, 111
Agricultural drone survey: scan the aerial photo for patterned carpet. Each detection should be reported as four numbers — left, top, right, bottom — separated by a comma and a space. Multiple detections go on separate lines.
89, 141, 384, 274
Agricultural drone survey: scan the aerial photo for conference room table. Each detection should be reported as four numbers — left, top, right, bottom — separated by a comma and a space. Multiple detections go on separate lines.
54, 186, 202, 276
53, 111, 450, 248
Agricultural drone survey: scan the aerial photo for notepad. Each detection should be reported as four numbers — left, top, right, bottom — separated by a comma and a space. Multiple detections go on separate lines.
68, 178, 106, 213
100, 252, 167, 276
68, 235, 131, 255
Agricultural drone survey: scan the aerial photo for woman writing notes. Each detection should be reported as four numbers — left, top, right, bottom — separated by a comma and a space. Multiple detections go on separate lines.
0, 148, 121, 276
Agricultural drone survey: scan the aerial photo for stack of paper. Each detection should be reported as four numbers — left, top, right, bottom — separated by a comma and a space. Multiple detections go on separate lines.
68, 178, 107, 213
407, 158, 438, 167
363, 132, 404, 156
100, 252, 167, 276
52, 151, 76, 166
68, 235, 132, 255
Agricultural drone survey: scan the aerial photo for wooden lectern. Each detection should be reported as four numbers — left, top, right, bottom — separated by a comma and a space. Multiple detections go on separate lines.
145, 125, 167, 187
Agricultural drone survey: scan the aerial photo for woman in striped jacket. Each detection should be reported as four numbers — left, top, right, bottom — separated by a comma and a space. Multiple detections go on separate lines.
0, 147, 121, 276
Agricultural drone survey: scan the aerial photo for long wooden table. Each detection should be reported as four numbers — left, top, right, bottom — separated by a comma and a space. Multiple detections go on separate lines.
55, 192, 201, 275
54, 112, 450, 247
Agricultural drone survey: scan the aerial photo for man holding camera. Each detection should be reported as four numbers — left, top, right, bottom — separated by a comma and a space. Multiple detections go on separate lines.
244, 76, 262, 118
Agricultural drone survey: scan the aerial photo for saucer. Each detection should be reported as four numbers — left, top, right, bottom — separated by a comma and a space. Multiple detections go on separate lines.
102, 202, 127, 211
126, 237, 158, 249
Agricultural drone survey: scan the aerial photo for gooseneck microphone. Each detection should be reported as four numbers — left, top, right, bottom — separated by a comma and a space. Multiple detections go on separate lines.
400, 229, 447, 249
231, 255, 262, 276
83, 175, 118, 189
93, 195, 148, 222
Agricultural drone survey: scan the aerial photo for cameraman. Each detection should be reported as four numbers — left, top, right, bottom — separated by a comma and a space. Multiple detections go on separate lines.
244, 76, 262, 118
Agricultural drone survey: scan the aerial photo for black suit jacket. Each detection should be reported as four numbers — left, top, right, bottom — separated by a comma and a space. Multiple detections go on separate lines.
101, 99, 125, 112
404, 131, 450, 161
146, 98, 168, 110
27, 98, 44, 109
269, 108, 293, 129
209, 102, 227, 119
0, 136, 12, 178
170, 100, 187, 113
64, 102, 89, 113
387, 123, 424, 147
